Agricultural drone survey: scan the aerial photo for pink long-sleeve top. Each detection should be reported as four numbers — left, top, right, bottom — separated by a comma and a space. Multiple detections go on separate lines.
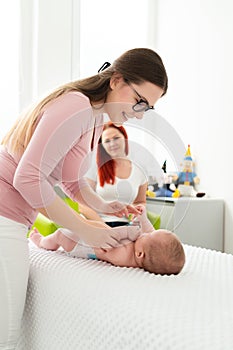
0, 92, 104, 228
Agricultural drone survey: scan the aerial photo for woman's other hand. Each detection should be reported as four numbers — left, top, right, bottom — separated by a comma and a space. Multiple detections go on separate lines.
102, 202, 143, 218
102, 201, 129, 217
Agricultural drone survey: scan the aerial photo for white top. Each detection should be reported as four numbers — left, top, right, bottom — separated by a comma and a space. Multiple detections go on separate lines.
85, 160, 147, 222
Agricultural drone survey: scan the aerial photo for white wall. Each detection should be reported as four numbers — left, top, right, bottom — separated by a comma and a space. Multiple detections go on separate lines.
154, 0, 233, 253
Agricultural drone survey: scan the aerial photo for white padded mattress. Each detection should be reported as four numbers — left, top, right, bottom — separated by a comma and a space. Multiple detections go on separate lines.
17, 242, 233, 350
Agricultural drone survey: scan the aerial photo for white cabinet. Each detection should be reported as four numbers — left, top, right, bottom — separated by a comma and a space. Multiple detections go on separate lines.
146, 197, 224, 251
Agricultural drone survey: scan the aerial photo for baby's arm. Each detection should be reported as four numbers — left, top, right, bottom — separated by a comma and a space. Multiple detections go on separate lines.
29, 228, 76, 252
134, 205, 154, 233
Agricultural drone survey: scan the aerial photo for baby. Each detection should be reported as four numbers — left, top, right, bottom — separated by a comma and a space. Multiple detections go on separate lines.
30, 208, 185, 275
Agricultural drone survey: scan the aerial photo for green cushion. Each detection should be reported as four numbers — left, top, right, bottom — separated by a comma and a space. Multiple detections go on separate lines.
31, 198, 79, 237
32, 213, 60, 236
147, 211, 161, 230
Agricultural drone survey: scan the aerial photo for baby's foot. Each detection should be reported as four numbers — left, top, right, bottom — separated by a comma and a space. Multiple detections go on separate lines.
29, 228, 43, 248
136, 207, 154, 233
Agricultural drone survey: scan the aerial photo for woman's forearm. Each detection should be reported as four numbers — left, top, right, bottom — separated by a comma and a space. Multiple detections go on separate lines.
78, 203, 104, 221
38, 195, 94, 234
74, 185, 107, 212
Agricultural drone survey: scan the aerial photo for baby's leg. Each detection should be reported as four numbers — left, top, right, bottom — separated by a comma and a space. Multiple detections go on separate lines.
30, 228, 76, 252
54, 229, 77, 252
29, 228, 60, 250
136, 207, 154, 233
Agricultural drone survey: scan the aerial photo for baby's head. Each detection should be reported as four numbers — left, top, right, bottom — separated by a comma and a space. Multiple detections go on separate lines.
135, 230, 185, 275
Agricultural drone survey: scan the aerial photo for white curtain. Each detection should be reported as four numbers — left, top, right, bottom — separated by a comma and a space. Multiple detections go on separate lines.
0, 1, 20, 140
19, 0, 78, 110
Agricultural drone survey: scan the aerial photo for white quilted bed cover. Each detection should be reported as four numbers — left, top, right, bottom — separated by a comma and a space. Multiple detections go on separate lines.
17, 242, 233, 350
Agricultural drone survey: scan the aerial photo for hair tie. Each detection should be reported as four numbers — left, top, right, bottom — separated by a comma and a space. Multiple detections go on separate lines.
98, 62, 111, 73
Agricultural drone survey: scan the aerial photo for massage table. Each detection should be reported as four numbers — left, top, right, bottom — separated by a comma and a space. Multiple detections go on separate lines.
17, 241, 233, 350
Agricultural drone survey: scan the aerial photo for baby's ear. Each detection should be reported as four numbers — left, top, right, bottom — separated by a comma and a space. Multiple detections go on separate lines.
135, 249, 145, 268
135, 250, 145, 259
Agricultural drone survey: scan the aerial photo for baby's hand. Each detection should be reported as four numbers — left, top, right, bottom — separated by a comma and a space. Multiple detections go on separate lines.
125, 204, 142, 216
134, 204, 146, 215
133, 205, 154, 233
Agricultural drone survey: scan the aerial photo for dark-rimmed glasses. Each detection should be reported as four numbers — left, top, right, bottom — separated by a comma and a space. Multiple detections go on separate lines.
126, 81, 154, 112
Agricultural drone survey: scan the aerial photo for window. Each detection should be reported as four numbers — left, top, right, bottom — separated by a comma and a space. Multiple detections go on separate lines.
0, 1, 20, 140
79, 0, 151, 77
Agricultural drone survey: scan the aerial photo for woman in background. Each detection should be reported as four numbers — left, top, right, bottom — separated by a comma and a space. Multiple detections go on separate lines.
0, 48, 167, 349
82, 122, 148, 227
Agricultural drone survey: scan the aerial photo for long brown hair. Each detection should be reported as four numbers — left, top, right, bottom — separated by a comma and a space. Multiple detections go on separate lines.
96, 123, 129, 187
1, 48, 168, 156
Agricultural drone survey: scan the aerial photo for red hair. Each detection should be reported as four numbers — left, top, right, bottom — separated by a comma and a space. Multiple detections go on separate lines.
97, 122, 129, 187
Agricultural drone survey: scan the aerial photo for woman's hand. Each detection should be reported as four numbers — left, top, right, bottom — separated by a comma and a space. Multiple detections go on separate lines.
102, 202, 142, 218
101, 201, 129, 217
82, 220, 142, 249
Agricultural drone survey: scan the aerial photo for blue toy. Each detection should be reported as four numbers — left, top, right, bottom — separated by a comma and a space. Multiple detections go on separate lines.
174, 145, 200, 187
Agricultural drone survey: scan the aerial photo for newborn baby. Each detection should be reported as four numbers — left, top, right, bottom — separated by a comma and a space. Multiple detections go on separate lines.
30, 207, 185, 275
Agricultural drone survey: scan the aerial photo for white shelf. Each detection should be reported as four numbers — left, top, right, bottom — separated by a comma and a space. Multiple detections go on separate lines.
146, 197, 224, 251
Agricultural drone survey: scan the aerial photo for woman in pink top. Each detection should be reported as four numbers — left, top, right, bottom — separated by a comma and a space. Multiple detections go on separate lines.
0, 48, 168, 349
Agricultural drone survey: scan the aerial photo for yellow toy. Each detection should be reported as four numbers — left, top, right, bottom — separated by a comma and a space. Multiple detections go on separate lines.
146, 190, 156, 198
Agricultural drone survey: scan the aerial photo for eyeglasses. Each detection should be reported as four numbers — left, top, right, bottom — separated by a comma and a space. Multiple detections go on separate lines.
126, 81, 154, 112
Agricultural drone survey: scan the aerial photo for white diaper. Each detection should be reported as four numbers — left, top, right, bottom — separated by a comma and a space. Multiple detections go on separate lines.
60, 228, 97, 260
66, 241, 98, 260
